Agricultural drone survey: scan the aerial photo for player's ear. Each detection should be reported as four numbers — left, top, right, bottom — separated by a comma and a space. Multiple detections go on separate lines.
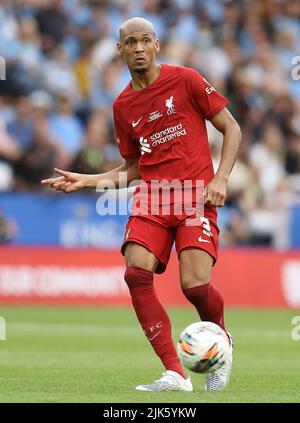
117, 42, 122, 56
154, 39, 160, 54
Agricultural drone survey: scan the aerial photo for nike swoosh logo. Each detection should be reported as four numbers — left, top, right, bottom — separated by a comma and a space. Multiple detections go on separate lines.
148, 330, 162, 341
198, 236, 211, 243
132, 116, 143, 127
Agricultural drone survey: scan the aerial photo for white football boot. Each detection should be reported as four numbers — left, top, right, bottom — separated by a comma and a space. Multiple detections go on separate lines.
135, 370, 193, 392
205, 332, 234, 391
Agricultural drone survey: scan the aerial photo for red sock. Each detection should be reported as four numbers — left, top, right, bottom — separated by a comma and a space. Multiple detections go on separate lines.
183, 283, 226, 330
125, 266, 186, 379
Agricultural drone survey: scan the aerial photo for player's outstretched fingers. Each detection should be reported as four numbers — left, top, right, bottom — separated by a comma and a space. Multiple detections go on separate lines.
41, 178, 53, 184
41, 176, 63, 185
54, 168, 70, 176
54, 168, 77, 180
53, 181, 67, 190
42, 176, 65, 186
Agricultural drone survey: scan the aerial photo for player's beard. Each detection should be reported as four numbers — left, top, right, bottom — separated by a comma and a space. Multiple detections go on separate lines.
134, 66, 149, 74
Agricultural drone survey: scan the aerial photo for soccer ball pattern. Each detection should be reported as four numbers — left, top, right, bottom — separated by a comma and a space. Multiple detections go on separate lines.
177, 321, 230, 374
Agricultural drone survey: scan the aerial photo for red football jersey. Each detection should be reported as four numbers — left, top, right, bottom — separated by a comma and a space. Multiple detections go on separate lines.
113, 64, 229, 186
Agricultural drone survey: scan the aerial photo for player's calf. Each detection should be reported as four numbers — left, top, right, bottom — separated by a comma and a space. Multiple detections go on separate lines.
124, 266, 187, 379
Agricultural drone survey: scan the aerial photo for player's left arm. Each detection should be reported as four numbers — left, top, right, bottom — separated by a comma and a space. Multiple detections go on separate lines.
204, 108, 241, 207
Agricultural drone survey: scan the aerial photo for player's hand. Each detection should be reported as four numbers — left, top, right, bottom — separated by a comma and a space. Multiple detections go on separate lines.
203, 175, 227, 207
41, 168, 87, 193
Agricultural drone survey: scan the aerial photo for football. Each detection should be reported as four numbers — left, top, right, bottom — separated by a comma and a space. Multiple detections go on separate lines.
177, 321, 230, 374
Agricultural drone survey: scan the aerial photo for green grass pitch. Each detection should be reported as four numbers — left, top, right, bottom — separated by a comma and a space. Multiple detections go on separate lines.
0, 306, 299, 403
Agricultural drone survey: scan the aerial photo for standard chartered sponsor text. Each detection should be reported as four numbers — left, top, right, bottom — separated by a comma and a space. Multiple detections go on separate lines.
151, 123, 187, 147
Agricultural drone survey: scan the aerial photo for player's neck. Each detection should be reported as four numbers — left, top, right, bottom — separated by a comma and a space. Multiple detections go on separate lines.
130, 63, 161, 91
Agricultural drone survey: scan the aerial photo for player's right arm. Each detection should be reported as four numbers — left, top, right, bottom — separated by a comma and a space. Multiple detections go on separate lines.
41, 159, 139, 193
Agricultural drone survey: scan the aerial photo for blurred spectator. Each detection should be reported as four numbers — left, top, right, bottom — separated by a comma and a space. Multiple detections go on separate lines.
35, 0, 68, 53
250, 123, 286, 202
18, 16, 43, 76
15, 115, 58, 189
286, 135, 300, 174
0, 209, 17, 243
0, 160, 14, 191
90, 57, 126, 109
0, 113, 21, 191
48, 93, 83, 166
71, 109, 121, 174
74, 28, 95, 99
6, 96, 34, 151
0, 0, 19, 60
42, 44, 80, 99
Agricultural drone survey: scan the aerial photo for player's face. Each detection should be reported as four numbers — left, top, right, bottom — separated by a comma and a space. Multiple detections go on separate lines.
118, 32, 159, 73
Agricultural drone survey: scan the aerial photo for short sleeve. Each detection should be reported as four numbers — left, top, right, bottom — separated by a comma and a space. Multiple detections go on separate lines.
185, 68, 229, 120
113, 103, 140, 160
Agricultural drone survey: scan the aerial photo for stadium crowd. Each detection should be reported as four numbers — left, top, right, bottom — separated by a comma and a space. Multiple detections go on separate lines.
0, 0, 299, 247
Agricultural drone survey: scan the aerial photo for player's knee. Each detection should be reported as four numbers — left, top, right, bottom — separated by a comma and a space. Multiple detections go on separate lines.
180, 270, 211, 290
124, 266, 153, 289
124, 243, 158, 273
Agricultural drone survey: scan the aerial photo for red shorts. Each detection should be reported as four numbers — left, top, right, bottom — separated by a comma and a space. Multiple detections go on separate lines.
121, 200, 219, 274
